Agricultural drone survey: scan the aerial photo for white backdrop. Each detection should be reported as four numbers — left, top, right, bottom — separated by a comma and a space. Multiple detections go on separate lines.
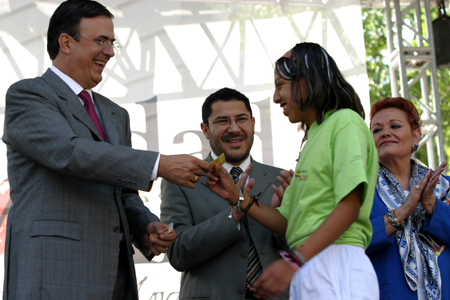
0, 0, 369, 299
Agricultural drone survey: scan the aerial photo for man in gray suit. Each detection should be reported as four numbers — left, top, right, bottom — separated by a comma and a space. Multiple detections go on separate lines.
160, 88, 290, 299
2, 1, 209, 299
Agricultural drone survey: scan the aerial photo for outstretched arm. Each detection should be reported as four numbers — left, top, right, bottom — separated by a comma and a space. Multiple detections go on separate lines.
206, 164, 288, 235
158, 154, 210, 189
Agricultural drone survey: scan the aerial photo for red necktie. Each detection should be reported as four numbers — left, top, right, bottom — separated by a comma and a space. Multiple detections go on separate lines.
78, 90, 106, 141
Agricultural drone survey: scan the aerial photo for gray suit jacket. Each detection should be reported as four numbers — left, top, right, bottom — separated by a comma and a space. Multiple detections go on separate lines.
2, 69, 159, 300
160, 155, 289, 300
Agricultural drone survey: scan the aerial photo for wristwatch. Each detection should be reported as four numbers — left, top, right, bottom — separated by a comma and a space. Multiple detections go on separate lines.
228, 188, 244, 218
235, 188, 245, 209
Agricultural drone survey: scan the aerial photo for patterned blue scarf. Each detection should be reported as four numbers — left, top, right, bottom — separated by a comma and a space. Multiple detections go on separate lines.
377, 160, 449, 300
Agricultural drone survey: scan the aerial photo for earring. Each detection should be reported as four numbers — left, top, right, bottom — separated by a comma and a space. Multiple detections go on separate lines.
413, 144, 419, 152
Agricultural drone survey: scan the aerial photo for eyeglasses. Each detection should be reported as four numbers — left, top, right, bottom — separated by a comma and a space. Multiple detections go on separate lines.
80, 36, 120, 53
208, 115, 251, 128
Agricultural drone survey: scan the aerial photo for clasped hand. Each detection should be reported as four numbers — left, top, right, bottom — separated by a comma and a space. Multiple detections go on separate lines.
398, 161, 447, 220
145, 222, 177, 255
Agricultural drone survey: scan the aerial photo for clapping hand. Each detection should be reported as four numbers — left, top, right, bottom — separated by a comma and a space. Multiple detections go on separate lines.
270, 169, 293, 208
396, 170, 431, 220
420, 161, 448, 214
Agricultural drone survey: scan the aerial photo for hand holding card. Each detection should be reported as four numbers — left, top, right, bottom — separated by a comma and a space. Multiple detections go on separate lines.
149, 222, 174, 239
209, 153, 226, 173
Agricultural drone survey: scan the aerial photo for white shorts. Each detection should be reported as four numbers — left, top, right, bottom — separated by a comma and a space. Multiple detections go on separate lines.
290, 244, 379, 300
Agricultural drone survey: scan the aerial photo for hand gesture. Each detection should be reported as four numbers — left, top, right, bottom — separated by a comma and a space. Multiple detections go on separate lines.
206, 164, 240, 203
396, 170, 432, 221
270, 169, 293, 208
231, 164, 253, 222
158, 154, 210, 189
251, 259, 294, 299
236, 163, 252, 189
420, 161, 447, 214
145, 222, 177, 256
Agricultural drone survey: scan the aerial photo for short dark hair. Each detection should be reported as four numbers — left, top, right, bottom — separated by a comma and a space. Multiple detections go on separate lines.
47, 0, 114, 60
370, 97, 422, 134
275, 42, 365, 132
202, 88, 252, 124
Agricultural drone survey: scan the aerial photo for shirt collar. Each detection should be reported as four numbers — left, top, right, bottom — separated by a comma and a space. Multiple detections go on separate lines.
50, 65, 94, 103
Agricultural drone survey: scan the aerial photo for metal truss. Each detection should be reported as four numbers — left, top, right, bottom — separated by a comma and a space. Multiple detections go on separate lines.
383, 0, 445, 169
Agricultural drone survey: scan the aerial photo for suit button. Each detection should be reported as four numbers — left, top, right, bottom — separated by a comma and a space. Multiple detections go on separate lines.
113, 226, 120, 233
241, 251, 248, 258
132, 181, 137, 187
116, 179, 122, 184
238, 286, 245, 294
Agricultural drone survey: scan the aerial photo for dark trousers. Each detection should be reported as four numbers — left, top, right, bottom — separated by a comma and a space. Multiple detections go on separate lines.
246, 288, 257, 300
112, 240, 134, 300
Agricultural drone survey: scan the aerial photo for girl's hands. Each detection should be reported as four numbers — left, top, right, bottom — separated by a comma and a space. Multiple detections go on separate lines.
270, 169, 293, 208
251, 259, 294, 299
206, 163, 255, 204
206, 164, 240, 203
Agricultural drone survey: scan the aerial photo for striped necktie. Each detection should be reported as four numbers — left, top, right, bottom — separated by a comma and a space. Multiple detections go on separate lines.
229, 167, 263, 287
247, 242, 263, 287
230, 166, 243, 184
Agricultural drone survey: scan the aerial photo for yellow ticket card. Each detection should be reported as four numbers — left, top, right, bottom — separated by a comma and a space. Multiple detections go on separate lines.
149, 222, 173, 238
209, 153, 226, 173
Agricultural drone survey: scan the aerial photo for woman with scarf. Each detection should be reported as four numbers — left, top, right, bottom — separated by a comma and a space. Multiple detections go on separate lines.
368, 96, 450, 300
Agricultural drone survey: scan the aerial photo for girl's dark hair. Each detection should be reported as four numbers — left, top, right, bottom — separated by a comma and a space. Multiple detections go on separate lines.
47, 0, 114, 60
275, 42, 365, 138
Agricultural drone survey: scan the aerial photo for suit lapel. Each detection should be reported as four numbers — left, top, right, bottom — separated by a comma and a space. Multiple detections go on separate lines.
199, 154, 214, 188
42, 70, 106, 141
42, 70, 119, 143
247, 159, 272, 205
93, 94, 120, 145
68, 96, 105, 141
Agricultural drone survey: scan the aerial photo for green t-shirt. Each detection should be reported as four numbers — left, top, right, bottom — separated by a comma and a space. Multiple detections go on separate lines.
277, 109, 379, 250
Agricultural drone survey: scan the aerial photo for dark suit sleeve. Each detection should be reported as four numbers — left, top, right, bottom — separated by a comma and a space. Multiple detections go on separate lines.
160, 179, 246, 271
3, 77, 157, 191
122, 188, 160, 260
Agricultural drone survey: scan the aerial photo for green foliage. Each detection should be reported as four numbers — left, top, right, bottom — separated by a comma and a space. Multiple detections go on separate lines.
362, 9, 392, 105
363, 7, 450, 167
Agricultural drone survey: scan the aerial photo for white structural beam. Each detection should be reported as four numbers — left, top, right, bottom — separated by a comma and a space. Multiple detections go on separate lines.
383, 0, 445, 169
